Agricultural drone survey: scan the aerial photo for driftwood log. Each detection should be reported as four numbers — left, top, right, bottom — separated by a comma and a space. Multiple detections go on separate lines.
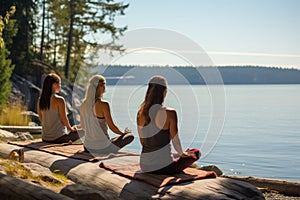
0, 173, 71, 200
222, 174, 300, 197
0, 143, 265, 200
0, 126, 42, 134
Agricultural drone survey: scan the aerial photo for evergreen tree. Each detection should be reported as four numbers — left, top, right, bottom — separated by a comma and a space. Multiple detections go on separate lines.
44, 0, 129, 81
1, 0, 128, 82
0, 6, 17, 110
1, 0, 37, 76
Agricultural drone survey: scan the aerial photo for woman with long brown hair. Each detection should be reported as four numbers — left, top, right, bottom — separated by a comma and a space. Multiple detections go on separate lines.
137, 75, 200, 174
37, 73, 81, 143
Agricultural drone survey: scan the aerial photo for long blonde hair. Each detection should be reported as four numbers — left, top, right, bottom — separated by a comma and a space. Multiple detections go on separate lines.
81, 75, 106, 112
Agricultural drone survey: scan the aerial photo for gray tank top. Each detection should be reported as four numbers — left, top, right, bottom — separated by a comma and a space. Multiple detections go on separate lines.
41, 108, 67, 141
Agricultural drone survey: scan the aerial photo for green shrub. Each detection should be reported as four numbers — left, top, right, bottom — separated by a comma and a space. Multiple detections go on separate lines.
0, 6, 17, 110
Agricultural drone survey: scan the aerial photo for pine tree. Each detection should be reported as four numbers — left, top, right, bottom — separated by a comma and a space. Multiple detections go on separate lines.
0, 48, 14, 110
0, 6, 17, 110
43, 0, 129, 81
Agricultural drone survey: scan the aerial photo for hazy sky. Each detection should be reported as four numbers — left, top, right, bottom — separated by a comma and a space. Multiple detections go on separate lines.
102, 0, 300, 68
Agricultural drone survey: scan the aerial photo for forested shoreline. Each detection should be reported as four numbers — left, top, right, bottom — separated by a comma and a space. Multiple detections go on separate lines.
93, 65, 300, 85
0, 0, 128, 109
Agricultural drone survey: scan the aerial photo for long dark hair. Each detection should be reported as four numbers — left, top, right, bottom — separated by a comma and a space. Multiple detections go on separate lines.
138, 76, 167, 125
39, 73, 60, 110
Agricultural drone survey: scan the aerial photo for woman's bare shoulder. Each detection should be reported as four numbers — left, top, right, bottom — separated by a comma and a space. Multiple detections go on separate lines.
95, 100, 110, 112
52, 94, 64, 99
164, 107, 177, 119
165, 106, 176, 112
96, 99, 109, 106
101, 99, 110, 104
52, 94, 65, 103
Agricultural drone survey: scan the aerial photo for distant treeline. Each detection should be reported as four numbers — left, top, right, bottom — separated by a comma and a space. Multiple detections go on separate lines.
95, 65, 300, 85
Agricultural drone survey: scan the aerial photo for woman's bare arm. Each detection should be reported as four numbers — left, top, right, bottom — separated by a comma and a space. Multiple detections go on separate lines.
79, 106, 85, 130
37, 99, 42, 122
137, 125, 144, 145
137, 114, 144, 145
102, 101, 124, 135
56, 97, 75, 131
168, 109, 184, 155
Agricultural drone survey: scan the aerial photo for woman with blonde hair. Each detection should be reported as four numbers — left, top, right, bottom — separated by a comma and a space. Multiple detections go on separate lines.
37, 73, 81, 143
137, 75, 200, 174
80, 74, 134, 153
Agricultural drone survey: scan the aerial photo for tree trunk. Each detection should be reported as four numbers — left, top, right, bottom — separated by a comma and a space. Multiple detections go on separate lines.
40, 0, 46, 61
65, 0, 74, 79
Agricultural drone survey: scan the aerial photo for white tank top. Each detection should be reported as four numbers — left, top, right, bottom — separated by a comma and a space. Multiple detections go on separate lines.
81, 106, 111, 150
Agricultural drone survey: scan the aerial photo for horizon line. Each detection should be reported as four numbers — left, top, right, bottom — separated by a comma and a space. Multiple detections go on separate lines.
97, 63, 300, 70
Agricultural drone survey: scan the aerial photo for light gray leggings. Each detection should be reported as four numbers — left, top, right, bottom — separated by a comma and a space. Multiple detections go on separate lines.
84, 133, 134, 154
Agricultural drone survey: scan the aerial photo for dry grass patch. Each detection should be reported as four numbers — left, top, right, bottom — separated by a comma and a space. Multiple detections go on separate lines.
0, 158, 74, 192
0, 99, 30, 126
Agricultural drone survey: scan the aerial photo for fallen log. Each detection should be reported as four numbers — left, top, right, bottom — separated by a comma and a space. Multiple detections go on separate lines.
0, 126, 42, 134
222, 174, 300, 197
0, 173, 71, 200
0, 143, 265, 200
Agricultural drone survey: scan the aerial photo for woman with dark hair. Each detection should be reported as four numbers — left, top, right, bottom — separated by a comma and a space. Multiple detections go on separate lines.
80, 74, 134, 153
137, 75, 200, 174
37, 73, 81, 143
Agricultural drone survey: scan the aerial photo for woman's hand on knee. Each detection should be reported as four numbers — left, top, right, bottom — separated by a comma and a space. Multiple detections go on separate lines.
181, 151, 197, 159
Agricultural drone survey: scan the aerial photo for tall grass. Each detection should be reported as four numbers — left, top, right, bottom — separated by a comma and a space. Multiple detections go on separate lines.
0, 99, 30, 126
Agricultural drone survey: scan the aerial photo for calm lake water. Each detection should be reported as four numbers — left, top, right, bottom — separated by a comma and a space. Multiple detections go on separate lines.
87, 84, 300, 182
